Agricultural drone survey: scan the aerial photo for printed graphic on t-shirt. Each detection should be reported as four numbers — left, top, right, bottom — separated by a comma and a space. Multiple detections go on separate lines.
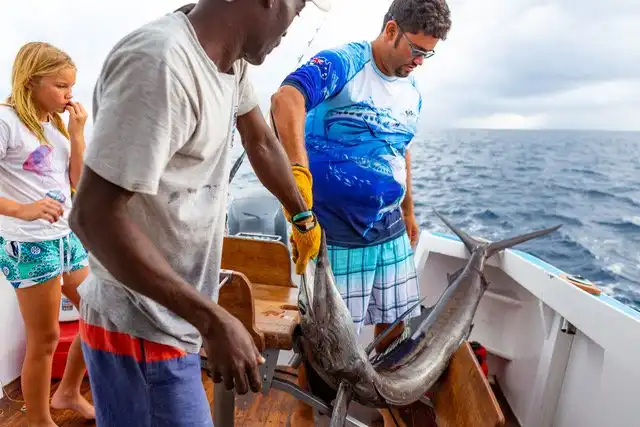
22, 145, 53, 176
309, 56, 331, 80
22, 144, 67, 203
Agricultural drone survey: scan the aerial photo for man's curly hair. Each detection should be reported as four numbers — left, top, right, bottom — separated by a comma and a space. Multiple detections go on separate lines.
382, 0, 452, 40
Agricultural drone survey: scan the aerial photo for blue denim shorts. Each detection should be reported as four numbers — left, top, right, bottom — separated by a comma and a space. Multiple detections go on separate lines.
80, 319, 213, 427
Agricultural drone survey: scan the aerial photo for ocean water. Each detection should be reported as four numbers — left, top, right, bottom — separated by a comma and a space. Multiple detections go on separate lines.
230, 129, 640, 312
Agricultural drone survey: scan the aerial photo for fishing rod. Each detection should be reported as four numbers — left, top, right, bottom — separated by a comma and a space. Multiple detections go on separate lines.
227, 12, 330, 184
228, 150, 247, 184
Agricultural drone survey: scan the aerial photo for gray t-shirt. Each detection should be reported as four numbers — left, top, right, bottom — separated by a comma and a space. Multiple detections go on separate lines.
77, 11, 258, 353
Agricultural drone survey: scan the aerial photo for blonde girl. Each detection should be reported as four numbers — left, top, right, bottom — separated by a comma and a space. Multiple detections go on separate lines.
0, 42, 94, 426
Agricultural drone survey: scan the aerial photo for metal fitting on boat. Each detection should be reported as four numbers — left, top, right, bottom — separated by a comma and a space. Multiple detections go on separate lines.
560, 317, 577, 335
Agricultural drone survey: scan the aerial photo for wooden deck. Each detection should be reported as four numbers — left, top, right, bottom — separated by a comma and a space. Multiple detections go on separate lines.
0, 370, 315, 427
0, 364, 518, 427
0, 378, 95, 427
0, 368, 444, 426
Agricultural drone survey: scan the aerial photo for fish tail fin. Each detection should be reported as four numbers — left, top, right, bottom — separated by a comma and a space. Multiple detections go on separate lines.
485, 225, 562, 259
328, 380, 353, 427
433, 210, 482, 253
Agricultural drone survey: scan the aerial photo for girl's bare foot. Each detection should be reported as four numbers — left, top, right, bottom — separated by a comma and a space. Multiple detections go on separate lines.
50, 390, 95, 420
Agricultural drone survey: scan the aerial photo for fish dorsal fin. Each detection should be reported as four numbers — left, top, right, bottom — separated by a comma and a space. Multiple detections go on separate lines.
370, 326, 413, 366
433, 211, 480, 253
365, 296, 426, 357
367, 267, 465, 361
447, 266, 465, 285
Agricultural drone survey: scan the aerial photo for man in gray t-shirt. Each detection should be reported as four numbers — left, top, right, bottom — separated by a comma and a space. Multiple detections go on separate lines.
70, 1, 330, 426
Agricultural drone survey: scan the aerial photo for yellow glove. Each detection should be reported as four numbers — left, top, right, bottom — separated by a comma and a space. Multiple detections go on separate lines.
290, 215, 321, 275
283, 165, 313, 222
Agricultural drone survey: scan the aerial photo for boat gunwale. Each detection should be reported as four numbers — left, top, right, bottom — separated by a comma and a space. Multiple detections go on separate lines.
425, 230, 640, 320
415, 230, 640, 378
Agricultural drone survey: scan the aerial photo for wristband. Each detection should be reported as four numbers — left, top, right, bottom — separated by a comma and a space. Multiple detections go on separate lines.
292, 210, 313, 223
292, 214, 317, 233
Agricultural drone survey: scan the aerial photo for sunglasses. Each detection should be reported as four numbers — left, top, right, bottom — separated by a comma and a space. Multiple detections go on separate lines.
401, 32, 435, 59
392, 16, 435, 59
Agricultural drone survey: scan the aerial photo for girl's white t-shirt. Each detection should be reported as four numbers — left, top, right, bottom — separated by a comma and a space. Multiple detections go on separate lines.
0, 105, 73, 242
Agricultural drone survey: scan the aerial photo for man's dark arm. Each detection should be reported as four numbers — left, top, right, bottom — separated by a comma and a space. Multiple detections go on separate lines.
69, 168, 225, 336
235, 106, 309, 216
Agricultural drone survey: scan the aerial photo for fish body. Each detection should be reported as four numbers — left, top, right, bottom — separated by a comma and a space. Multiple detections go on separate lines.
323, 102, 414, 141
297, 232, 381, 404
295, 212, 562, 424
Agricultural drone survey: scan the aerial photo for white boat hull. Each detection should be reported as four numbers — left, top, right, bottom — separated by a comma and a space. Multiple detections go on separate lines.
414, 230, 640, 427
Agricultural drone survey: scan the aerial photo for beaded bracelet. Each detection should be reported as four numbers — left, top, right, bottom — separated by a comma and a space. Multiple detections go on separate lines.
292, 212, 317, 232
292, 210, 313, 223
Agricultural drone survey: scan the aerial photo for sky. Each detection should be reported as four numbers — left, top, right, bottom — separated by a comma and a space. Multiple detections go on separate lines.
1, 0, 639, 133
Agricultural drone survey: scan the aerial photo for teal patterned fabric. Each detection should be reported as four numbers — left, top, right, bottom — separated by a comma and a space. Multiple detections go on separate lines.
0, 232, 88, 289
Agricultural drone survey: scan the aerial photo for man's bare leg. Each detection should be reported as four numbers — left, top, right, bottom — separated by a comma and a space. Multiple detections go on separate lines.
374, 322, 406, 427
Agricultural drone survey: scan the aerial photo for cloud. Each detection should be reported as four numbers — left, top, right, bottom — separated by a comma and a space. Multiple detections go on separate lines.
1, 0, 639, 131
0, 0, 192, 131
457, 113, 547, 130
418, 0, 640, 130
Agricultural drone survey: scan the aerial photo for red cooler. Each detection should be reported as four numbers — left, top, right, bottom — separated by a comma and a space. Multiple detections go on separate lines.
52, 320, 80, 379
52, 296, 85, 379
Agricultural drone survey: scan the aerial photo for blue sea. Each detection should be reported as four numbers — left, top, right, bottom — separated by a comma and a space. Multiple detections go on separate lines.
230, 129, 640, 313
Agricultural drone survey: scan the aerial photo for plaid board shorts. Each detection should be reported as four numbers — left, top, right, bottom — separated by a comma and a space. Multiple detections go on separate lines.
327, 233, 421, 331
0, 232, 89, 289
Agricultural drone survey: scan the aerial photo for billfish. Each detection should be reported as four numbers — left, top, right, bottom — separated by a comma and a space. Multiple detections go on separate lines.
294, 211, 561, 426
323, 102, 415, 141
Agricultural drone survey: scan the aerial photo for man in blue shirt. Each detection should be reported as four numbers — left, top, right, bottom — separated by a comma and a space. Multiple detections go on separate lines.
271, 0, 451, 422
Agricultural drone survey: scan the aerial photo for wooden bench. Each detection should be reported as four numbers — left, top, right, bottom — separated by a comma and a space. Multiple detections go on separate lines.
433, 341, 505, 427
219, 236, 299, 351
205, 236, 301, 427
213, 236, 506, 427
379, 341, 505, 427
